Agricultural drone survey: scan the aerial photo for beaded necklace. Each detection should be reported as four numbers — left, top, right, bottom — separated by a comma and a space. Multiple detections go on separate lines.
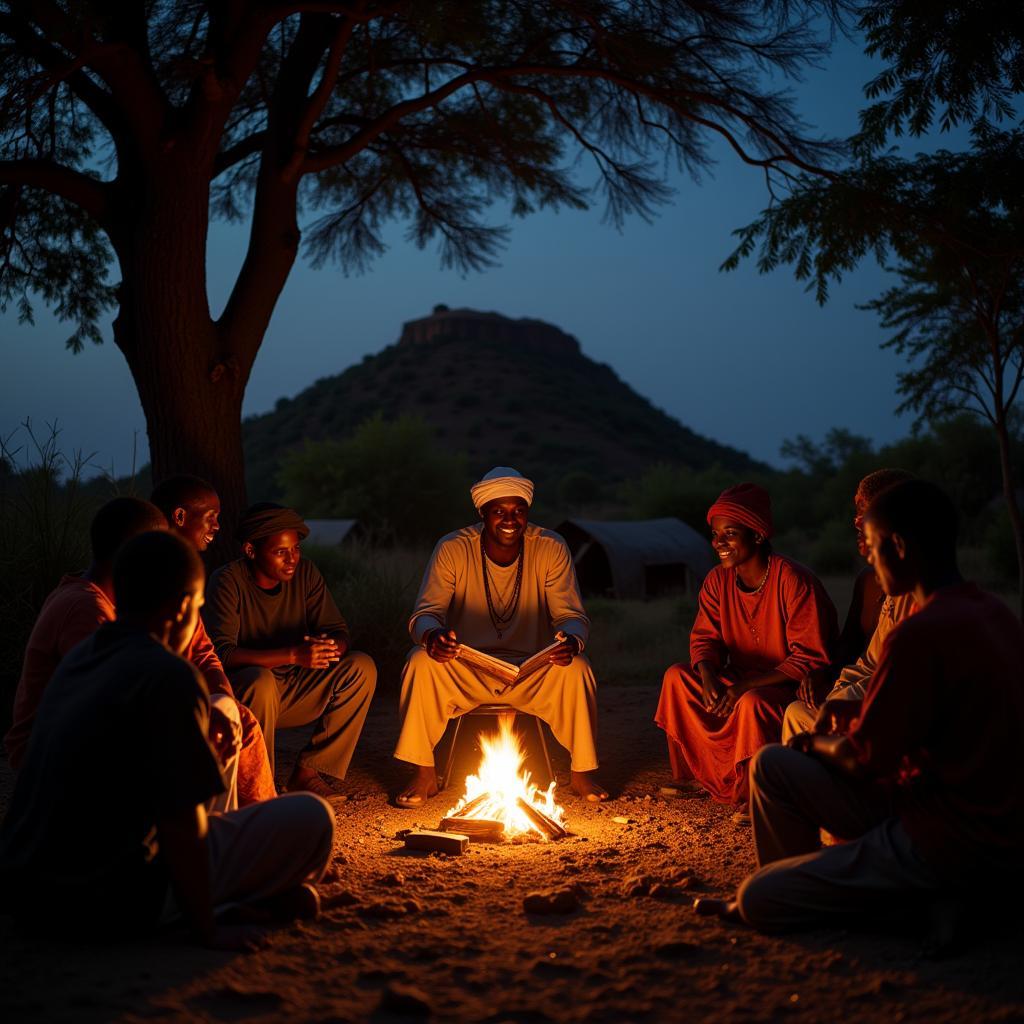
481, 534, 524, 639
737, 554, 771, 595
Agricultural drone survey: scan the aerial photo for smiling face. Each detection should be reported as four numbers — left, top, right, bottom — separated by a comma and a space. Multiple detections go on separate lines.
244, 529, 302, 587
709, 516, 762, 570
171, 489, 221, 552
481, 497, 529, 554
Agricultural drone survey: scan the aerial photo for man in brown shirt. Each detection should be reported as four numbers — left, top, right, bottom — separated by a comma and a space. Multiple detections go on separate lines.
203, 503, 376, 799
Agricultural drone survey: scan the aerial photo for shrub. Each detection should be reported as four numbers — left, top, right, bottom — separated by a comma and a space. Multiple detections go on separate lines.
277, 414, 470, 545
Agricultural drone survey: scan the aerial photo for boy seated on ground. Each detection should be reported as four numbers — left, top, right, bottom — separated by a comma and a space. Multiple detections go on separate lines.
151, 475, 277, 802
0, 531, 335, 947
4, 494, 272, 808
203, 503, 376, 799
694, 481, 1024, 949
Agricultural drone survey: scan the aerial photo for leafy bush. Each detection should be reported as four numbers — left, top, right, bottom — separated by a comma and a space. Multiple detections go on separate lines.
277, 414, 470, 545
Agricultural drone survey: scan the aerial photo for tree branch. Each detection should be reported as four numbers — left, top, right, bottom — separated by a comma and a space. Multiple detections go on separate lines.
0, 159, 110, 222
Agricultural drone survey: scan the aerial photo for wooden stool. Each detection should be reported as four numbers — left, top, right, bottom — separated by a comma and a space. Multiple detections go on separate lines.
440, 704, 554, 791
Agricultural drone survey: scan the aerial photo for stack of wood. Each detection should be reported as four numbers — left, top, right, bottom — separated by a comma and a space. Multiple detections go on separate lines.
437, 792, 567, 842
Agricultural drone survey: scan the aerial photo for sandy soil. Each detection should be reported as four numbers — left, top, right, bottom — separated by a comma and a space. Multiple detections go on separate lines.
3, 683, 1024, 1024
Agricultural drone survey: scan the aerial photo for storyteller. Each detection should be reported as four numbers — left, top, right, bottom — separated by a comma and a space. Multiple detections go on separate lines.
655, 483, 837, 816
203, 502, 376, 800
0, 531, 335, 945
393, 466, 606, 806
696, 480, 1024, 941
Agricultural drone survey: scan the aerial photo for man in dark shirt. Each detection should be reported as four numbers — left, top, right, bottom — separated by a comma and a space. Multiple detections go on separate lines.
694, 480, 1024, 938
203, 503, 376, 799
0, 531, 335, 946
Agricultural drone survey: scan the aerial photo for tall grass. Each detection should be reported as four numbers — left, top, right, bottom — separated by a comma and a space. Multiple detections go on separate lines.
306, 542, 429, 691
0, 422, 106, 732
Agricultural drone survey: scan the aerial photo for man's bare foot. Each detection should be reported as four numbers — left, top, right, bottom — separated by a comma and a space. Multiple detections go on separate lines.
395, 766, 439, 807
571, 770, 609, 802
287, 765, 347, 802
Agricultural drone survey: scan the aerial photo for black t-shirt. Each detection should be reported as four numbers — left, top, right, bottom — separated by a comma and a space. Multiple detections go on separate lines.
0, 623, 224, 929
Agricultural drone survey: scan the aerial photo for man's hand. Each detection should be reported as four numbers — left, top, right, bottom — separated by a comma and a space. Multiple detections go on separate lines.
208, 705, 241, 768
424, 628, 459, 663
293, 636, 342, 670
797, 667, 832, 710
699, 667, 725, 712
812, 698, 862, 736
548, 632, 580, 667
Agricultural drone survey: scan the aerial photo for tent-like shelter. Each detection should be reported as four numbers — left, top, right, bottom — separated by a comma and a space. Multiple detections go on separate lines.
303, 519, 365, 547
555, 517, 713, 599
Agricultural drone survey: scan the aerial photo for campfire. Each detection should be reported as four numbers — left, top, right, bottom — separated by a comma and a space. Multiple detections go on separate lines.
439, 715, 567, 841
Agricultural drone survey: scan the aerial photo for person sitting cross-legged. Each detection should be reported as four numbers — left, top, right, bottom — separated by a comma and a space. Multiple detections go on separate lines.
151, 475, 277, 803
203, 503, 376, 800
393, 466, 606, 807
782, 468, 916, 743
655, 483, 838, 819
695, 480, 1024, 947
0, 531, 335, 948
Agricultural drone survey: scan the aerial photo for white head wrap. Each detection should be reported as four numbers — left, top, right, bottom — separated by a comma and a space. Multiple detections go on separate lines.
470, 466, 534, 514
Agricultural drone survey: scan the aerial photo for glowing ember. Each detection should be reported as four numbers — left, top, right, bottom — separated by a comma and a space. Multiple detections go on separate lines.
444, 715, 565, 839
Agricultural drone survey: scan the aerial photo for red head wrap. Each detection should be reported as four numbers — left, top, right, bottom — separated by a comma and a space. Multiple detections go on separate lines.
706, 483, 773, 539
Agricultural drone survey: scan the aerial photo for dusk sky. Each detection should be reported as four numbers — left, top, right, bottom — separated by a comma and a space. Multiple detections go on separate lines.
1, 32, 949, 480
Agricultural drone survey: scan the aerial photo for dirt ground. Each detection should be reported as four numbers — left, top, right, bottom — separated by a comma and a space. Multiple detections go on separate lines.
3, 682, 1024, 1024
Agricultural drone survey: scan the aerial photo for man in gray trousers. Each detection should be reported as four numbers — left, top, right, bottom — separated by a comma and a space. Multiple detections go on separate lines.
204, 503, 376, 800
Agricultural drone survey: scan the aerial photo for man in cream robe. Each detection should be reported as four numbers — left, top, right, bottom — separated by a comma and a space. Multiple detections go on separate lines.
393, 467, 606, 804
782, 591, 917, 741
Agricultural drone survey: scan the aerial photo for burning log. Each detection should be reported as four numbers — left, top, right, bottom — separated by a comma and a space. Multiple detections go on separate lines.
515, 796, 567, 841
439, 817, 505, 840
449, 792, 491, 818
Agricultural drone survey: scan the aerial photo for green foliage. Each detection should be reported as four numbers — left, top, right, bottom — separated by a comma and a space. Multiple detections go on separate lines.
857, 1, 1024, 150
2, 1, 850, 343
622, 463, 747, 533
277, 415, 469, 545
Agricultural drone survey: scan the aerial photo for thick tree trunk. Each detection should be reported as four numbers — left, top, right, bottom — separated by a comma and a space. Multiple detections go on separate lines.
109, 161, 255, 563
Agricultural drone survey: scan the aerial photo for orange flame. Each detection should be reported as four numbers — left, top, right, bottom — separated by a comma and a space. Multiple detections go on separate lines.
444, 716, 565, 838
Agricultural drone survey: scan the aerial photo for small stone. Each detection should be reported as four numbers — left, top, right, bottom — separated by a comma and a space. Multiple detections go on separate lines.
523, 889, 579, 915
377, 872, 405, 888
648, 883, 674, 900
612, 816, 632, 825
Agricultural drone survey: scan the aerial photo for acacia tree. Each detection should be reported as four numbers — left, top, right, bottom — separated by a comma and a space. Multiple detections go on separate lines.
726, 129, 1024, 614
0, 1, 850, 540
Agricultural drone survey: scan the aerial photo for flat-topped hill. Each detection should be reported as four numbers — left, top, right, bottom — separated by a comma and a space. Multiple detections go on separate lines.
243, 306, 764, 501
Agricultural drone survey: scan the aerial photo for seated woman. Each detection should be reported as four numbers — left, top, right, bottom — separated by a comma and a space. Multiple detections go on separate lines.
655, 483, 837, 813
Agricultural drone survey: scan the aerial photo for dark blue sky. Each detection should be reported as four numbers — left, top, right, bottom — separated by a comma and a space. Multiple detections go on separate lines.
2, 33, 936, 480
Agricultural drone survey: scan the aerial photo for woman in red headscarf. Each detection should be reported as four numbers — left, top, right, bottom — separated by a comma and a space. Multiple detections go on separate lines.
655, 483, 838, 812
